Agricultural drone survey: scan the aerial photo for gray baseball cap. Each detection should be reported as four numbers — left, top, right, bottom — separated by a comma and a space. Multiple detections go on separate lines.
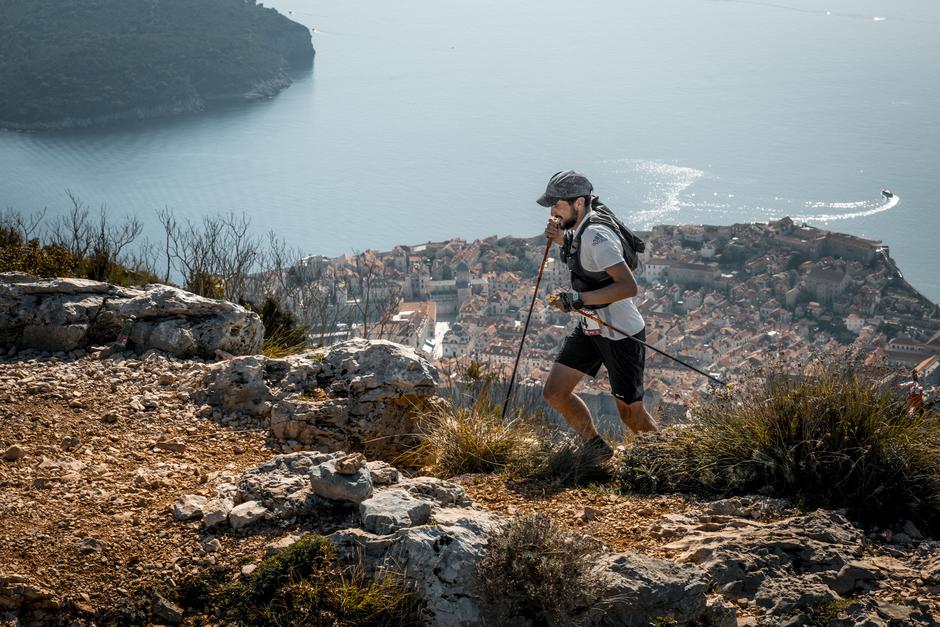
536, 170, 593, 207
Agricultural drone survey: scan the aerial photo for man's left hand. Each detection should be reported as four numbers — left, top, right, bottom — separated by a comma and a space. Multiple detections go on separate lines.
550, 290, 578, 312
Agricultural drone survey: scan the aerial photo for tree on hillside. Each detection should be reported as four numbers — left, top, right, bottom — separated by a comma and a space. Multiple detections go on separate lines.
350, 251, 403, 340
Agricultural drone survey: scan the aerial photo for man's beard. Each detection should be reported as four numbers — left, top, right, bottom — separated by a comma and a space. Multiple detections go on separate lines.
562, 215, 578, 229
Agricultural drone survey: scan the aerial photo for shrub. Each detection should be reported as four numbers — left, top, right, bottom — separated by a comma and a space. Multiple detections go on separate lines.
415, 364, 617, 484
618, 428, 707, 494
478, 513, 605, 626
211, 535, 423, 626
243, 296, 310, 358
619, 363, 940, 529
0, 226, 78, 277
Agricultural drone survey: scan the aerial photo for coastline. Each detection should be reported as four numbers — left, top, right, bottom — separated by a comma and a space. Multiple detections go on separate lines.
0, 77, 295, 133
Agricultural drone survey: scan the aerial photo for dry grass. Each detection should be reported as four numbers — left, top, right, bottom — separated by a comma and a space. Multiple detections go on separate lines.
407, 368, 615, 487
402, 380, 545, 477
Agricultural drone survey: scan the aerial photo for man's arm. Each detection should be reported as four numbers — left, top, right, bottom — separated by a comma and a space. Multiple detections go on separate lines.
579, 261, 639, 307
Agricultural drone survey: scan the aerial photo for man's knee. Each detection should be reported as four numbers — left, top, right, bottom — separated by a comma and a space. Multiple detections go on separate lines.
543, 364, 583, 405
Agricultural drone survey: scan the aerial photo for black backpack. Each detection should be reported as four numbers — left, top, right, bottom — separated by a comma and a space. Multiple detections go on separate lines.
561, 197, 646, 271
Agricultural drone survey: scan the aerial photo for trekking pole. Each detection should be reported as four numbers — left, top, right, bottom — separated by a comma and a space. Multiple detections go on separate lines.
501, 231, 556, 419
550, 296, 731, 389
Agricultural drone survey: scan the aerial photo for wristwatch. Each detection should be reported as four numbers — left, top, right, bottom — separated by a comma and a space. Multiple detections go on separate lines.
572, 291, 584, 310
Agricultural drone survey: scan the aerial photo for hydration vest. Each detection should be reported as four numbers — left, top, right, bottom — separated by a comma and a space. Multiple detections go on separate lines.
559, 197, 645, 309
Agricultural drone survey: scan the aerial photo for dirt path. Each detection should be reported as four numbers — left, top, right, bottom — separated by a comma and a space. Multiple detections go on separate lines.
459, 474, 694, 560
0, 351, 278, 614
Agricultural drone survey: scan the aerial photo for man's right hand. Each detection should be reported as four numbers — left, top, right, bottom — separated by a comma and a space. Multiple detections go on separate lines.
545, 217, 564, 246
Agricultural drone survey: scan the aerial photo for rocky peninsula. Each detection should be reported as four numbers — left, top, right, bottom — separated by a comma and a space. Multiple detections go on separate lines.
0, 0, 315, 131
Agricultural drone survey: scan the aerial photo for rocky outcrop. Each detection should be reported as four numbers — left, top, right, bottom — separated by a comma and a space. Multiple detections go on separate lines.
0, 574, 59, 624
659, 497, 937, 624
197, 339, 439, 459
174, 450, 716, 627
0, 274, 263, 357
592, 553, 710, 626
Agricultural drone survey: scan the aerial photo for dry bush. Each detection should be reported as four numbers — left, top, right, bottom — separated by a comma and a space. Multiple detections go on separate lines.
477, 513, 605, 626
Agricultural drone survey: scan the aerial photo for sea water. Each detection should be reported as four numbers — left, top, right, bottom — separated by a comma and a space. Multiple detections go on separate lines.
1, 0, 937, 299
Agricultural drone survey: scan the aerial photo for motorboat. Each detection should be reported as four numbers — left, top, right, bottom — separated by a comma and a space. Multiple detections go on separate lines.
882, 189, 894, 199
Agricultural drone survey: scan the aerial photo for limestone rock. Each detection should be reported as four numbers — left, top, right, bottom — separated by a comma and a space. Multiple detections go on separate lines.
322, 339, 438, 399
202, 498, 234, 528
704, 595, 737, 627
173, 495, 207, 521
2, 444, 26, 462
0, 275, 263, 357
0, 573, 57, 613
664, 509, 866, 617
400, 476, 471, 507
197, 339, 438, 459
826, 559, 883, 595
151, 592, 183, 624
156, 441, 186, 454
752, 575, 839, 614
199, 356, 273, 417
366, 460, 400, 485
265, 534, 302, 556
76, 537, 105, 555
360, 489, 432, 535
592, 553, 710, 626
330, 511, 498, 627
229, 501, 269, 529
309, 459, 373, 504
236, 451, 341, 516
335, 452, 366, 475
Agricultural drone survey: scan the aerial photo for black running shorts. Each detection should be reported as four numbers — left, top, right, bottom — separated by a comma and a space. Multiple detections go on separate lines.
555, 325, 646, 404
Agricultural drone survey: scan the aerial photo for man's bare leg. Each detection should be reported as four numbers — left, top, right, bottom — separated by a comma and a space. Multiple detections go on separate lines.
543, 362, 597, 439
616, 398, 658, 434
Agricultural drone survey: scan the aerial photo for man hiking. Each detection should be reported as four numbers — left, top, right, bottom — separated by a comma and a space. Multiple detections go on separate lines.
538, 170, 657, 463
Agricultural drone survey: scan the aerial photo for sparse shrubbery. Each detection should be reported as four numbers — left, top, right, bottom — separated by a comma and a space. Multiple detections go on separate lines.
0, 225, 77, 278
619, 363, 940, 529
478, 513, 606, 626
1, 200, 155, 286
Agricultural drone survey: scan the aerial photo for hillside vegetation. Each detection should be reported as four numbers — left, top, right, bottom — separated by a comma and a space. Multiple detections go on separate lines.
0, 0, 314, 129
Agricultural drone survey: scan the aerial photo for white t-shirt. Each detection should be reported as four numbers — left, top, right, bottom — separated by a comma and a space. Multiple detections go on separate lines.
574, 211, 645, 340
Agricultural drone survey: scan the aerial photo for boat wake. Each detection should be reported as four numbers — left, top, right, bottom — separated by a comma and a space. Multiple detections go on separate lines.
794, 194, 899, 222
605, 158, 705, 228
